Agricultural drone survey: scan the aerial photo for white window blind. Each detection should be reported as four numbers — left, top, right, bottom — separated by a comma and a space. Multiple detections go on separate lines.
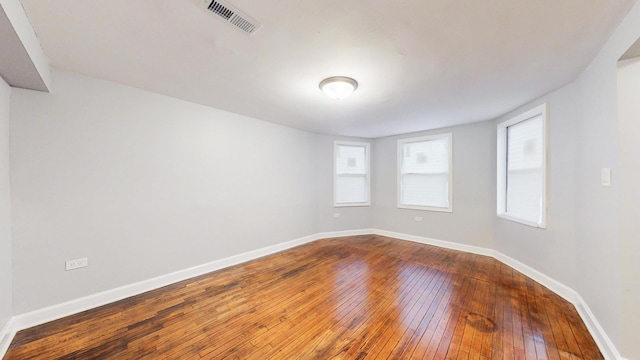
506, 116, 543, 223
334, 142, 370, 206
398, 134, 452, 211
497, 103, 547, 228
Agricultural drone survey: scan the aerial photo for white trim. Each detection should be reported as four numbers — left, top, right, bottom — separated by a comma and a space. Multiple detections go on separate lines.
490, 249, 577, 304
496, 213, 543, 228
0, 318, 17, 358
370, 229, 622, 360
0, 229, 624, 360
334, 141, 371, 207
397, 204, 452, 213
494, 249, 620, 360
333, 202, 371, 208
373, 229, 493, 257
0, 229, 374, 359
317, 229, 374, 239
9, 233, 324, 336
397, 133, 453, 212
496, 103, 548, 229
573, 294, 624, 360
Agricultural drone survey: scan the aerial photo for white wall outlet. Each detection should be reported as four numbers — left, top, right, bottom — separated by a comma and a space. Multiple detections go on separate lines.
65, 257, 88, 271
333, 213, 341, 218
414, 216, 423, 222
601, 168, 611, 187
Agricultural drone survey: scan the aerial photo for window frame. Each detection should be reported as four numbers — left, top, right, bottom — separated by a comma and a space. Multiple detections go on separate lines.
496, 103, 548, 228
333, 141, 371, 207
397, 133, 453, 212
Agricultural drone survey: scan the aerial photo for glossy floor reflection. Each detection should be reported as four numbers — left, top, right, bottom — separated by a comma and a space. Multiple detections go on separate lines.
6, 235, 602, 359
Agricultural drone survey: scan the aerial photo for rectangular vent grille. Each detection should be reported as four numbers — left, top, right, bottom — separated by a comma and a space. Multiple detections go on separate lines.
203, 0, 262, 36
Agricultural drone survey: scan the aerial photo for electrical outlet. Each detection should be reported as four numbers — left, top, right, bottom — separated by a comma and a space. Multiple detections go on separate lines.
415, 216, 423, 222
333, 213, 341, 218
65, 257, 88, 271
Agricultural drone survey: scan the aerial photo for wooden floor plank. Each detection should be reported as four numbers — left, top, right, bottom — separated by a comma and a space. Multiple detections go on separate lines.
5, 235, 603, 359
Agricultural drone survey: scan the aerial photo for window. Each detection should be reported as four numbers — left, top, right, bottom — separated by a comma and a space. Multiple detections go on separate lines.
334, 141, 370, 206
497, 103, 547, 228
397, 133, 453, 212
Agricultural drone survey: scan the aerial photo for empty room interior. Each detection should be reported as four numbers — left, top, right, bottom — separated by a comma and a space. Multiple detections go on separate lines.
1, 0, 640, 359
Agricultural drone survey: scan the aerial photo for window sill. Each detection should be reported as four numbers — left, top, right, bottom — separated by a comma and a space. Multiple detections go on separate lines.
398, 204, 453, 213
334, 202, 370, 208
497, 213, 546, 229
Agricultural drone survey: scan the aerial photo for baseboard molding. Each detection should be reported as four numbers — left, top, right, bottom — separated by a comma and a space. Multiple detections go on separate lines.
9, 232, 338, 342
490, 250, 578, 304
492, 251, 621, 360
372, 229, 494, 257
372, 228, 579, 307
2, 229, 374, 359
573, 293, 623, 360
0, 318, 16, 359
372, 229, 622, 360
2, 229, 624, 360
317, 228, 375, 239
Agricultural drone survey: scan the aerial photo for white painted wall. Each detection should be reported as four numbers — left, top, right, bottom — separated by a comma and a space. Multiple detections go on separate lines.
10, 69, 319, 314
572, 52, 624, 357
0, 76, 12, 331
491, 2, 640, 357
493, 84, 579, 290
491, 60, 623, 357
617, 56, 640, 358
5, 3, 640, 358
316, 134, 373, 232
572, 5, 640, 357
0, 0, 51, 91
372, 121, 494, 248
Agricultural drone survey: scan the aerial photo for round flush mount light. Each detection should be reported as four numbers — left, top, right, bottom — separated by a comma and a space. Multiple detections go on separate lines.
319, 76, 358, 100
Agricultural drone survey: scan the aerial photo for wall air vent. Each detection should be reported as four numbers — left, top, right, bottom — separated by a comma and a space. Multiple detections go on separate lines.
202, 0, 262, 36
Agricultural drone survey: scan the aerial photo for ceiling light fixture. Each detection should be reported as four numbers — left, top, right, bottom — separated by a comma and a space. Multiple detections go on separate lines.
319, 76, 358, 100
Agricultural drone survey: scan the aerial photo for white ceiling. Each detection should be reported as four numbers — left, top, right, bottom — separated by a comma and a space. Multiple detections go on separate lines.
18, 0, 635, 138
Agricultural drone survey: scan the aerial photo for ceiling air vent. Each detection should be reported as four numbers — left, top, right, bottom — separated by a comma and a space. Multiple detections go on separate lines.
202, 0, 262, 36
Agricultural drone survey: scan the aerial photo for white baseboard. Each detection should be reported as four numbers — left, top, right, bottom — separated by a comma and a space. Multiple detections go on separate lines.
491, 250, 620, 360
490, 250, 578, 304
0, 318, 16, 358
1, 229, 374, 359
6, 232, 337, 352
573, 293, 623, 360
1, 229, 624, 360
371, 229, 622, 360
317, 229, 375, 239
372, 229, 494, 257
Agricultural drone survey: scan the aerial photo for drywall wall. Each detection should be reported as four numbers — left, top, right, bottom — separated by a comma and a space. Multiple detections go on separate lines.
492, 2, 640, 357
571, 50, 623, 358
5, 3, 640, 357
491, 59, 623, 356
0, 76, 12, 331
493, 83, 579, 290
617, 56, 640, 358
0, 0, 51, 91
372, 121, 494, 248
10, 69, 319, 314
572, 3, 640, 357
316, 134, 373, 232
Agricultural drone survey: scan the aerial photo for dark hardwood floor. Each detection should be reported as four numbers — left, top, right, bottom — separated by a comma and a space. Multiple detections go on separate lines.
5, 235, 602, 359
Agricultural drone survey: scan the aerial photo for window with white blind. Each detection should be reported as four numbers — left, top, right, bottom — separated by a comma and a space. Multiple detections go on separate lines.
397, 133, 453, 212
497, 103, 547, 228
334, 141, 370, 207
